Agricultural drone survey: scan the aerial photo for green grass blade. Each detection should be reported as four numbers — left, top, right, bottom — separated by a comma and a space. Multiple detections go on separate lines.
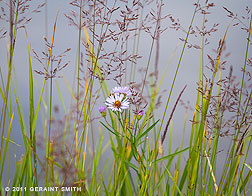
55, 79, 66, 112
0, 110, 14, 179
155, 147, 190, 163
164, 166, 184, 196
244, 163, 252, 171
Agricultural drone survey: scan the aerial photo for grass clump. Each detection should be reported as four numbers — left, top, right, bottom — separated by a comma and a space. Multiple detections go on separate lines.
0, 0, 252, 195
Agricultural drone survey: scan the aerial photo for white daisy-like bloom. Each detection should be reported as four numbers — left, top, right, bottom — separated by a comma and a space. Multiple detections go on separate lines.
111, 86, 132, 97
105, 93, 130, 112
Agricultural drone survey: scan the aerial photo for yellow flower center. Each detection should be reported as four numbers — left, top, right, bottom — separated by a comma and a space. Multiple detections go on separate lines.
114, 100, 121, 108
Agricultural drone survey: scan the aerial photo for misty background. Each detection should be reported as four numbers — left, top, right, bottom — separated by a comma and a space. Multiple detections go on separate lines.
0, 0, 251, 188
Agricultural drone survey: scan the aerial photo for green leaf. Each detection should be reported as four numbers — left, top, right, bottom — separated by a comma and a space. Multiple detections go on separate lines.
137, 119, 160, 141
100, 121, 120, 137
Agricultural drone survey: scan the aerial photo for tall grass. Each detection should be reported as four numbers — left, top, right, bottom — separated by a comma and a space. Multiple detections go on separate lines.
0, 0, 252, 195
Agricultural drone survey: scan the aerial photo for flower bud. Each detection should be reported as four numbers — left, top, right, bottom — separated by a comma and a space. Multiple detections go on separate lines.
99, 106, 106, 117
137, 111, 144, 120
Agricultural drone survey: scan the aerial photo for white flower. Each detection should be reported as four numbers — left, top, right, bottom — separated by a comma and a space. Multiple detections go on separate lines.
105, 93, 130, 112
111, 86, 132, 97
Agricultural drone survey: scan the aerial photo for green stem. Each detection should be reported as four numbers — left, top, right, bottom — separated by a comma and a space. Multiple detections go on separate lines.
0, 0, 19, 164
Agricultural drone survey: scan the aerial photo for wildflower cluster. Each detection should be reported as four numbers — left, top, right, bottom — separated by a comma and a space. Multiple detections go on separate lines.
99, 86, 147, 119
